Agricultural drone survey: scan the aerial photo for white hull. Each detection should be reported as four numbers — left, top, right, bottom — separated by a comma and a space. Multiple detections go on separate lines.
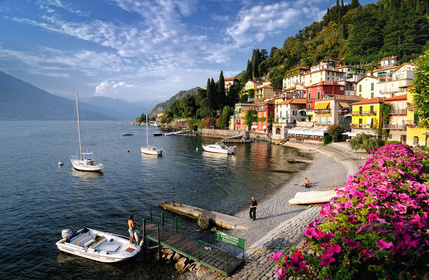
202, 142, 235, 155
141, 146, 163, 156
288, 189, 343, 205
56, 228, 140, 263
70, 157, 103, 172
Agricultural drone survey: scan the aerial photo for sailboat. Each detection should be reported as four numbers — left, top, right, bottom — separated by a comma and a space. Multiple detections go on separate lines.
70, 90, 104, 172
141, 115, 163, 156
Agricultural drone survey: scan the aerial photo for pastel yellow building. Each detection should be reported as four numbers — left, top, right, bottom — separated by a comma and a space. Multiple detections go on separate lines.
350, 97, 384, 130
406, 88, 429, 146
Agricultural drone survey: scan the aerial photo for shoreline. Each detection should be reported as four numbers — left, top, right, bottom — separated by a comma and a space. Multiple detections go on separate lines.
181, 142, 368, 279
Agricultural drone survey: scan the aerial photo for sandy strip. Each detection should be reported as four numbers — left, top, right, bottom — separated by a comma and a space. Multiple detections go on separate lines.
228, 142, 367, 250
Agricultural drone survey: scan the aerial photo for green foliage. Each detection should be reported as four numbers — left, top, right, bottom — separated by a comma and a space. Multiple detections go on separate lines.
350, 133, 385, 153
327, 124, 343, 142
244, 109, 257, 130
411, 48, 429, 130
136, 112, 146, 123
323, 134, 333, 146
218, 106, 233, 128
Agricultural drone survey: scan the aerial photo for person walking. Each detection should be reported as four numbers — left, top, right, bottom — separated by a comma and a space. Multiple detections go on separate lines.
249, 197, 258, 220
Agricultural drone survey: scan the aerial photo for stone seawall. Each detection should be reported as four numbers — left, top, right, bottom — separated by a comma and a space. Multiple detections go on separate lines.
201, 129, 271, 141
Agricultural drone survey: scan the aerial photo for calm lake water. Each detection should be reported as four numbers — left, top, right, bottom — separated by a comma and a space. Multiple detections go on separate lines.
0, 121, 308, 279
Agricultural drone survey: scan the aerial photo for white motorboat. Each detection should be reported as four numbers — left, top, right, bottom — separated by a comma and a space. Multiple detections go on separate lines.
56, 227, 140, 263
141, 115, 163, 156
70, 90, 103, 172
202, 142, 235, 155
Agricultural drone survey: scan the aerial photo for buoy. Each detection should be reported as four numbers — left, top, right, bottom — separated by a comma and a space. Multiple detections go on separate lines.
196, 147, 199, 151
58, 162, 63, 166
127, 150, 130, 152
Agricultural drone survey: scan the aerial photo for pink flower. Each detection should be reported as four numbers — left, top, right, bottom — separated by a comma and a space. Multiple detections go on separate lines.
270, 252, 282, 261
286, 251, 307, 273
320, 252, 335, 266
275, 266, 287, 280
376, 239, 393, 250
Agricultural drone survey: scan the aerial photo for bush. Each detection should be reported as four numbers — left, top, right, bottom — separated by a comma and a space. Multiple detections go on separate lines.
272, 144, 429, 280
385, 140, 401, 145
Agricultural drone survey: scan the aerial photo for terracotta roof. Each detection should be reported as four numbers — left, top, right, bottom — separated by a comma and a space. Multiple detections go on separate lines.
381, 55, 398, 61
350, 97, 384, 106
324, 95, 365, 101
277, 98, 306, 105
384, 94, 407, 102
224, 78, 238, 81
285, 67, 309, 73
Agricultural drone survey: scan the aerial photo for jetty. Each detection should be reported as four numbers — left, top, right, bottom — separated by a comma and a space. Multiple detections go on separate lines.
136, 210, 245, 276
158, 202, 248, 230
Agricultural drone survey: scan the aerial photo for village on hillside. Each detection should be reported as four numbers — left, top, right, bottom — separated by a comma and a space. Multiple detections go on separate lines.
190, 55, 424, 147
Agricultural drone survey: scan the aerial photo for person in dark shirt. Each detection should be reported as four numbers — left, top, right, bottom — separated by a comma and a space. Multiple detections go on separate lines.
249, 197, 258, 221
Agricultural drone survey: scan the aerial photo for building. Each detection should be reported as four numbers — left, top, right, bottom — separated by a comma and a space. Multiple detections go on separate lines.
356, 76, 383, 99
254, 99, 275, 133
231, 103, 254, 131
305, 82, 345, 111
350, 97, 384, 132
252, 85, 282, 102
380, 55, 398, 67
378, 63, 415, 98
224, 78, 239, 92
384, 94, 407, 142
406, 88, 428, 147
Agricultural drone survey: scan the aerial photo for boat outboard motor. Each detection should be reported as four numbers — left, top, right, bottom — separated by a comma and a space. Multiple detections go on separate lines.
62, 229, 72, 240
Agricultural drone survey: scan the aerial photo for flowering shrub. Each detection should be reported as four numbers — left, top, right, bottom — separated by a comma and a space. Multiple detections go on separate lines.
273, 144, 429, 279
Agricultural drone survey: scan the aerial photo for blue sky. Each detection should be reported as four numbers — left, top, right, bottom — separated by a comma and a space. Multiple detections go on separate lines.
0, 0, 375, 109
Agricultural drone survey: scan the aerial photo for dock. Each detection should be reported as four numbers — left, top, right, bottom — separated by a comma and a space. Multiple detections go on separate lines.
158, 202, 248, 230
136, 210, 245, 276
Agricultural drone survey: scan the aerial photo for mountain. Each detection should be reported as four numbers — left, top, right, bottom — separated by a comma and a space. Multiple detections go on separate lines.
80, 96, 149, 121
0, 71, 113, 121
148, 87, 201, 118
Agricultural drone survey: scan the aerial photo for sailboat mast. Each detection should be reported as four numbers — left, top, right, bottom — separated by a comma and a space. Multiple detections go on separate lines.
146, 115, 149, 148
75, 90, 83, 160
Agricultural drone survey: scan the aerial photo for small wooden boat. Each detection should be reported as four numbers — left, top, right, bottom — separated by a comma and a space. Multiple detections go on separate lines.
288, 189, 343, 205
56, 227, 140, 263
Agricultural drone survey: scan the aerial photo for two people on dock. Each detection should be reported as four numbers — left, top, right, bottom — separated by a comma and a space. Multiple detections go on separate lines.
300, 178, 313, 188
249, 197, 258, 221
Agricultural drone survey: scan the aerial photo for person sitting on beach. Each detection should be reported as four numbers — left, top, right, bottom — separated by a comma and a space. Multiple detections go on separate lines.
300, 178, 313, 188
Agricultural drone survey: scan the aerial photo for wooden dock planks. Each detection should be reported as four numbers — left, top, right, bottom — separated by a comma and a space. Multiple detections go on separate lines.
143, 224, 242, 275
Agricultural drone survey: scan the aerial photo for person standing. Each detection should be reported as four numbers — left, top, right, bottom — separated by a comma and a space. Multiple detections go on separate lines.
128, 214, 135, 244
249, 197, 258, 220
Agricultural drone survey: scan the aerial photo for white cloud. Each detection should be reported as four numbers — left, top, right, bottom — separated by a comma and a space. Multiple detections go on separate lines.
94, 80, 135, 98
226, 1, 325, 47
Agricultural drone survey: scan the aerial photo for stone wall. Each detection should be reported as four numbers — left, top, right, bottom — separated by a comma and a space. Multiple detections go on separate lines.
200, 128, 243, 139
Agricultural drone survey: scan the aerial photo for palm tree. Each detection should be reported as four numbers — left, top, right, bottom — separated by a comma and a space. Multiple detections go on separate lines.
350, 133, 384, 153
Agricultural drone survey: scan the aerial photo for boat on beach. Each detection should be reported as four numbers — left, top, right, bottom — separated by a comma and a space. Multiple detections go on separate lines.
55, 227, 140, 263
202, 142, 235, 155
141, 116, 163, 156
288, 188, 343, 205
70, 90, 103, 172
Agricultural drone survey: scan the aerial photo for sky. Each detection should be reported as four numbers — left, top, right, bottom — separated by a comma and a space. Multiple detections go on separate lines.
0, 0, 376, 109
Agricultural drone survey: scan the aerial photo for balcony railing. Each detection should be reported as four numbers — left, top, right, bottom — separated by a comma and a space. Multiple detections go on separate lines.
314, 109, 331, 114
383, 124, 406, 130
390, 109, 407, 115
351, 123, 373, 129
351, 111, 376, 116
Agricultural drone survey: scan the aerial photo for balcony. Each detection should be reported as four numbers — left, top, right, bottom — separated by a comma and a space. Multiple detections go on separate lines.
314, 109, 331, 114
406, 120, 419, 127
351, 111, 376, 116
390, 109, 407, 115
351, 123, 373, 129
384, 124, 406, 130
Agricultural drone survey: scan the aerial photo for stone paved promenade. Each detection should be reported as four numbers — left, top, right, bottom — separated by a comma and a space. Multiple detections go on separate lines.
182, 142, 368, 280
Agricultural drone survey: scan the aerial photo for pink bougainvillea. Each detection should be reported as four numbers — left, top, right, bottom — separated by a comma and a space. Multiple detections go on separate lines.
273, 144, 429, 279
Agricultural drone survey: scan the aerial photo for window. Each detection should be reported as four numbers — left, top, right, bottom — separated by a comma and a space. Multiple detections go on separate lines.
317, 92, 320, 99
370, 105, 374, 114
309, 93, 312, 100
359, 85, 362, 92
359, 119, 363, 127
339, 115, 344, 122
308, 104, 311, 111
371, 92, 374, 98
293, 110, 297, 116
413, 136, 419, 145
371, 83, 374, 91
359, 107, 362, 114
276, 128, 281, 134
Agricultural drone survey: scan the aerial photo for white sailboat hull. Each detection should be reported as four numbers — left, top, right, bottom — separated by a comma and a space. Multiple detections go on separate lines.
56, 228, 140, 263
70, 156, 104, 172
141, 146, 163, 156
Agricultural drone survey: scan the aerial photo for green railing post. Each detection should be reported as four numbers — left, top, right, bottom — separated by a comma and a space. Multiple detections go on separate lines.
142, 218, 145, 237
157, 224, 161, 261
175, 216, 178, 233
161, 212, 164, 228
149, 208, 152, 224
226, 252, 229, 275
197, 241, 200, 261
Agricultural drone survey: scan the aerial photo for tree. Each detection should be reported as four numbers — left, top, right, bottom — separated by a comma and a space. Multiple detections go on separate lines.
217, 71, 226, 110
327, 124, 343, 142
218, 106, 233, 128
244, 109, 257, 131
411, 48, 429, 129
136, 113, 146, 123
350, 133, 384, 153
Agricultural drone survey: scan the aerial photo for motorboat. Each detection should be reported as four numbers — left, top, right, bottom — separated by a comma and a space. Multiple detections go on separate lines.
141, 115, 163, 156
153, 131, 164, 136
70, 90, 103, 172
55, 227, 140, 263
202, 142, 235, 155
122, 133, 133, 136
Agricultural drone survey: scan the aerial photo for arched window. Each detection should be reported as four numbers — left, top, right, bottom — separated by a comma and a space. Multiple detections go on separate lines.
276, 128, 281, 135
413, 136, 419, 145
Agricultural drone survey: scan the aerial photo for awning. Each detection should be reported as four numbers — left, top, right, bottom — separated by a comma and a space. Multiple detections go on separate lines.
287, 127, 326, 136
314, 102, 329, 110
262, 126, 266, 129
302, 115, 312, 118
339, 102, 350, 109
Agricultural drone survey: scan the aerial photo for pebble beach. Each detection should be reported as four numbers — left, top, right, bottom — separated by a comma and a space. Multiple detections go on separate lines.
181, 142, 369, 280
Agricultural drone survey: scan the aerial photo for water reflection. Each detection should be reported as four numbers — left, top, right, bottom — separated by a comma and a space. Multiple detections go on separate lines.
201, 151, 237, 164
71, 169, 103, 180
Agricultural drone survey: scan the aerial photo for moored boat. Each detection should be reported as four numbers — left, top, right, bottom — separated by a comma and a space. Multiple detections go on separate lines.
55, 227, 140, 263
141, 116, 163, 156
202, 142, 235, 155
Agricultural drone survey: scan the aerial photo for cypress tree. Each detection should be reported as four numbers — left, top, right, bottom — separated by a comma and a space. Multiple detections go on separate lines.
217, 71, 226, 109
246, 60, 252, 80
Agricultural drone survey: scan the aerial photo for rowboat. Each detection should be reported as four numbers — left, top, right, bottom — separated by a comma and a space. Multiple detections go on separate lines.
288, 189, 343, 205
